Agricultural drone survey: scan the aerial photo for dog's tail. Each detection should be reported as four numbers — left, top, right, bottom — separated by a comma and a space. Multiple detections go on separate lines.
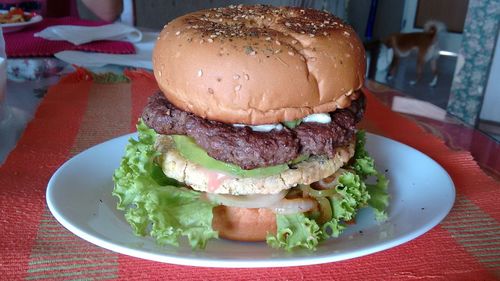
424, 20, 447, 35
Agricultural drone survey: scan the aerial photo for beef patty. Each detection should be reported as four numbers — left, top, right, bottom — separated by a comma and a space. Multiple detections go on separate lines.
142, 91, 365, 169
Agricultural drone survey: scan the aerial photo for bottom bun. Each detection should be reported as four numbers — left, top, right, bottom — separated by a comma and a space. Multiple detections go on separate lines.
212, 206, 277, 241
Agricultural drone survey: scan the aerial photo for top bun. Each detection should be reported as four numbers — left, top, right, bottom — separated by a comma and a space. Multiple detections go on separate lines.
153, 5, 366, 125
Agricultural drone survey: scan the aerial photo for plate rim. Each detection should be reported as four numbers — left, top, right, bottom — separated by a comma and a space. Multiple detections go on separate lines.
46, 132, 456, 268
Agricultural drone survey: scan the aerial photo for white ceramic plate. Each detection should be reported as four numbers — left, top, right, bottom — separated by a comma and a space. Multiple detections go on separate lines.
1, 10, 42, 33
46, 133, 455, 268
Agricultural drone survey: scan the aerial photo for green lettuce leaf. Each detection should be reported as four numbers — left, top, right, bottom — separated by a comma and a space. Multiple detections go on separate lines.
331, 172, 370, 221
113, 120, 217, 249
354, 130, 390, 221
282, 119, 302, 129
267, 171, 371, 250
367, 173, 390, 221
267, 130, 390, 250
352, 130, 377, 178
266, 213, 321, 251
320, 171, 370, 240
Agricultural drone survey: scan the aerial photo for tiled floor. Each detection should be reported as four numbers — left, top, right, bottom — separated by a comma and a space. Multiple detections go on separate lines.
371, 50, 500, 142
373, 50, 455, 109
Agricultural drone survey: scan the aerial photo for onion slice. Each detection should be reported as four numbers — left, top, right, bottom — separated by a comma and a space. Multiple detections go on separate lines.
315, 168, 348, 189
207, 190, 287, 208
271, 198, 316, 214
300, 184, 340, 198
316, 197, 333, 223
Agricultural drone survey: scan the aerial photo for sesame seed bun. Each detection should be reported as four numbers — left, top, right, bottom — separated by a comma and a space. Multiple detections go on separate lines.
153, 5, 366, 125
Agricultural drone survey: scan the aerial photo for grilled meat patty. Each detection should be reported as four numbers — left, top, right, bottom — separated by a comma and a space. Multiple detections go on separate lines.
142, 91, 364, 169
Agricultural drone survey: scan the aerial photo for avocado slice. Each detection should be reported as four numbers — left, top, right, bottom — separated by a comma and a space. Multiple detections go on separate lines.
171, 135, 290, 178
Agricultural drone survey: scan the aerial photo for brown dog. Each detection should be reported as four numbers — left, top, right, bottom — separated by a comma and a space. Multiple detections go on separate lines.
383, 21, 446, 87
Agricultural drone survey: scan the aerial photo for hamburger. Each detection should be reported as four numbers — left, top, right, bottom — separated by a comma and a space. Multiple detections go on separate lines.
113, 5, 389, 251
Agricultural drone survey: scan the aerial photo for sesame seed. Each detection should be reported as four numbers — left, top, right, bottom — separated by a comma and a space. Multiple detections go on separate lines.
210, 34, 217, 38
250, 51, 256, 56
200, 39, 205, 44
244, 74, 249, 80
309, 34, 315, 37
275, 40, 281, 45
244, 46, 255, 54
288, 51, 295, 56
235, 85, 242, 91
291, 40, 298, 44
158, 71, 162, 77
265, 37, 271, 41
175, 31, 181, 36
285, 22, 291, 27
207, 38, 214, 43
274, 49, 281, 54
323, 32, 328, 36
343, 31, 350, 36
197, 69, 203, 77
233, 74, 240, 80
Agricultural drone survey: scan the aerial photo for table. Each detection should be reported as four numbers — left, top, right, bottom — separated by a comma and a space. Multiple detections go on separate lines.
0, 64, 499, 280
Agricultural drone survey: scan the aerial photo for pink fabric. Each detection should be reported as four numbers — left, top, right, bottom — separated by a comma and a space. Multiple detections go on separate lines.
4, 17, 136, 57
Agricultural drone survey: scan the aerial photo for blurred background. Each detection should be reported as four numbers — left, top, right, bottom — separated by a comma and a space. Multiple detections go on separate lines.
1, 0, 499, 142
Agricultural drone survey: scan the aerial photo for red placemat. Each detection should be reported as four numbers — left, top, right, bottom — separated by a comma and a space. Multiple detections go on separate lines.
4, 17, 136, 57
0, 69, 499, 280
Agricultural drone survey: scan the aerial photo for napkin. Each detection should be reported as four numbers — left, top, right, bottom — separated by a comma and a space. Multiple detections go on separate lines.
34, 23, 142, 45
54, 50, 152, 69
53, 31, 157, 69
